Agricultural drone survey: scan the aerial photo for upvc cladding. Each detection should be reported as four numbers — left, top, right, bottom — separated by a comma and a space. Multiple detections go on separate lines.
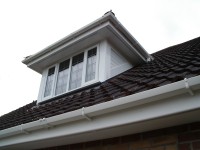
110, 48, 132, 78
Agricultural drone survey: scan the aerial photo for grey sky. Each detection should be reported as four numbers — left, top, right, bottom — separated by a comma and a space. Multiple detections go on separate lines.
0, 0, 200, 116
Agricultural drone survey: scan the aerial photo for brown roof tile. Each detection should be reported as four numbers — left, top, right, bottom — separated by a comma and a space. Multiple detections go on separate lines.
0, 36, 200, 130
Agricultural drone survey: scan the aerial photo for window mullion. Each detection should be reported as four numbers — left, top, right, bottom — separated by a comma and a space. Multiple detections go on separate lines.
52, 64, 59, 97
82, 51, 87, 85
66, 57, 72, 92
95, 45, 99, 81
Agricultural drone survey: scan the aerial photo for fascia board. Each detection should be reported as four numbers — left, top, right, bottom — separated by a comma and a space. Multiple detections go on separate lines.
22, 13, 150, 72
1, 88, 200, 149
84, 75, 200, 116
22, 14, 110, 64
0, 108, 83, 139
22, 13, 116, 65
0, 75, 200, 141
25, 22, 110, 69
107, 24, 147, 62
107, 14, 152, 60
25, 21, 147, 73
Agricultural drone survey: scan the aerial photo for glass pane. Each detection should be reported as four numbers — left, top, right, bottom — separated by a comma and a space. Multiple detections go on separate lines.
55, 60, 70, 95
85, 48, 97, 82
69, 53, 84, 90
44, 67, 55, 97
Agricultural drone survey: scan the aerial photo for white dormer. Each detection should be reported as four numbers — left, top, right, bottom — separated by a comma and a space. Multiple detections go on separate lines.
22, 11, 152, 103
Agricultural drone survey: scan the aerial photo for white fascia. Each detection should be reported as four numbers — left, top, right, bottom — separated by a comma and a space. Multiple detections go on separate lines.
0, 75, 200, 149
22, 12, 151, 74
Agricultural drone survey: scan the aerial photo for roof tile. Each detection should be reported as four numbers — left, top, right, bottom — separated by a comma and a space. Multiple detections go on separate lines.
1, 37, 200, 130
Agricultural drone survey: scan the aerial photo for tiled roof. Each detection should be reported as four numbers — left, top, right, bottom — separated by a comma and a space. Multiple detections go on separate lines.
1, 37, 200, 131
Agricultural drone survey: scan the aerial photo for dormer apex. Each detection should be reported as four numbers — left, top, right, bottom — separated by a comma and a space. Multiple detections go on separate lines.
104, 10, 115, 16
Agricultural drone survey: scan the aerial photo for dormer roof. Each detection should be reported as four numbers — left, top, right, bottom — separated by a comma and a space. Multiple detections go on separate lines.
22, 11, 152, 74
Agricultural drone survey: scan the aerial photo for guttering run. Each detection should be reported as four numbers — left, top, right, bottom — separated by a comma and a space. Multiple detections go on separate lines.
0, 75, 200, 139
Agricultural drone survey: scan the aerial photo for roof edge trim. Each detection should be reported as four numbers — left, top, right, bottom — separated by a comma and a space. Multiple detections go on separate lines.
22, 12, 151, 66
0, 75, 200, 140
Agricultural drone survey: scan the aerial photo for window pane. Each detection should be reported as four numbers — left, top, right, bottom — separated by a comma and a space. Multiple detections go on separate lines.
85, 48, 97, 82
44, 67, 55, 97
55, 60, 70, 95
69, 53, 84, 90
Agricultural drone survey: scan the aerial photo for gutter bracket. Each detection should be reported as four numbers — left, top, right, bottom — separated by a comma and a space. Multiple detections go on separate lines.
44, 123, 53, 129
20, 124, 30, 134
81, 107, 92, 121
40, 118, 54, 129
184, 78, 194, 96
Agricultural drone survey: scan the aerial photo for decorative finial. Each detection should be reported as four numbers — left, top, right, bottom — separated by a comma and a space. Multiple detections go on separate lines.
104, 10, 115, 16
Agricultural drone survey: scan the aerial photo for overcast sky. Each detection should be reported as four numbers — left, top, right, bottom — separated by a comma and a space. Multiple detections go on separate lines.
0, 0, 200, 116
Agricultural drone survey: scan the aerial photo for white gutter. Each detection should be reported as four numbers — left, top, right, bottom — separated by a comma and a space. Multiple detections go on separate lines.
0, 75, 200, 140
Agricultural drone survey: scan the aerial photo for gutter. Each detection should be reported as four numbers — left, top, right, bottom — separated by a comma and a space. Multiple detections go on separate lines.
0, 75, 200, 139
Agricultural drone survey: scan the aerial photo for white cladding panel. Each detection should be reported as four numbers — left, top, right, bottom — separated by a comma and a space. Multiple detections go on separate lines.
110, 48, 132, 78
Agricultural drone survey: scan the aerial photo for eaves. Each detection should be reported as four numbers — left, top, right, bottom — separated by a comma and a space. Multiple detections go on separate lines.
0, 75, 200, 150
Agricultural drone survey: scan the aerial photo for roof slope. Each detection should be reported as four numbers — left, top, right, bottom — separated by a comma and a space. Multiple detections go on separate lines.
1, 37, 200, 131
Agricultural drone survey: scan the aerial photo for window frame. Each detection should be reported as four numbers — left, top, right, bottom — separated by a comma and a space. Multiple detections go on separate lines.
55, 59, 70, 96
69, 52, 85, 91
41, 45, 99, 101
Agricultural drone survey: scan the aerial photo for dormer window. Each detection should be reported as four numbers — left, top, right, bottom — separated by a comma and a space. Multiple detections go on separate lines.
23, 13, 152, 103
41, 46, 98, 101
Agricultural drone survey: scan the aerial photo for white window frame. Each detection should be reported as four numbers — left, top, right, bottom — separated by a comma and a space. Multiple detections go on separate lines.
83, 46, 99, 86
41, 44, 99, 101
42, 65, 57, 101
